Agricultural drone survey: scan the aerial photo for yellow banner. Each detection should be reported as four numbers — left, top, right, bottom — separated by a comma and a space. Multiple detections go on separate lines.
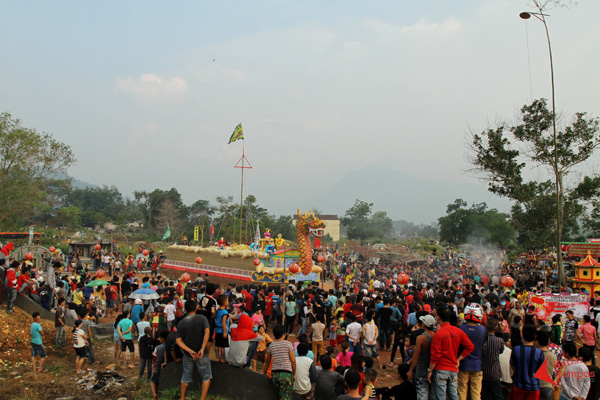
194, 226, 199, 242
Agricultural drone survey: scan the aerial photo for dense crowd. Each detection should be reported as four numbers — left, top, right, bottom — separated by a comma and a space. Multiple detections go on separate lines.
2, 247, 600, 400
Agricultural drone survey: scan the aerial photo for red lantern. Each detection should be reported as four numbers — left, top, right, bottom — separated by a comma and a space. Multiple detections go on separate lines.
289, 263, 300, 274
397, 273, 409, 285
181, 273, 191, 283
96, 269, 105, 278
24, 252, 34, 261
501, 275, 514, 287
195, 257, 203, 265
317, 255, 325, 263
49, 246, 56, 253
253, 258, 261, 266
142, 249, 149, 256
95, 244, 101, 250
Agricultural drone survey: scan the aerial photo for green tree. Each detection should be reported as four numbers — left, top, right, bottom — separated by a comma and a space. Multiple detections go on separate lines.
438, 199, 471, 245
341, 199, 393, 243
55, 206, 82, 230
370, 211, 393, 239
468, 99, 600, 249
0, 112, 75, 228
64, 185, 126, 227
134, 188, 188, 232
438, 199, 515, 247
341, 199, 374, 243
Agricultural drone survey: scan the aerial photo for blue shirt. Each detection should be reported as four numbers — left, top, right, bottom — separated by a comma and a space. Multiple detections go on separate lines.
216, 309, 229, 333
131, 304, 144, 324
408, 312, 417, 326
295, 349, 314, 360
118, 318, 134, 340
459, 324, 487, 371
510, 345, 545, 391
31, 322, 43, 345
390, 306, 402, 322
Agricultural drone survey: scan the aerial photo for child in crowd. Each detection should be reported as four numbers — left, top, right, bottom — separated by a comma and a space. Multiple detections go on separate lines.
253, 325, 273, 371
30, 312, 47, 372
336, 342, 353, 368
252, 307, 265, 332
329, 317, 338, 347
336, 310, 347, 345
150, 330, 169, 400
139, 326, 155, 379
362, 368, 378, 400
215, 295, 230, 363
402, 336, 413, 365
151, 309, 160, 337
73, 319, 89, 374
263, 324, 296, 400
325, 345, 338, 371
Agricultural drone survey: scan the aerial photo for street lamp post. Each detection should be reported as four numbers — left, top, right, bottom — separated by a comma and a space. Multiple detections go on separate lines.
519, 10, 563, 289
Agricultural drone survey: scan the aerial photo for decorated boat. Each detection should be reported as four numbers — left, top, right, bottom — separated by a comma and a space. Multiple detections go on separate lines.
163, 209, 325, 283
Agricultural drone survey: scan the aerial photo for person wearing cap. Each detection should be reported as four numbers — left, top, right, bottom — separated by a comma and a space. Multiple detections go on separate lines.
407, 314, 436, 399
481, 318, 505, 400
458, 303, 487, 400
428, 306, 474, 400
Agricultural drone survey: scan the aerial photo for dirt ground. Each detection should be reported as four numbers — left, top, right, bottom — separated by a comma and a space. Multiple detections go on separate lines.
0, 305, 152, 399
0, 300, 402, 400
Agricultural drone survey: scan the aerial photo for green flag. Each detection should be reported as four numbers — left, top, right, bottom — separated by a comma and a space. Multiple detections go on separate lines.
228, 123, 244, 144
162, 224, 171, 241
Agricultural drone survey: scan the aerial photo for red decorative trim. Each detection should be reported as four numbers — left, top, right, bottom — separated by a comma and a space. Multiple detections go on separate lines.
162, 263, 252, 281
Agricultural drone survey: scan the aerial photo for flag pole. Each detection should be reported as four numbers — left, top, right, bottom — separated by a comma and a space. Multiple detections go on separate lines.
239, 140, 245, 245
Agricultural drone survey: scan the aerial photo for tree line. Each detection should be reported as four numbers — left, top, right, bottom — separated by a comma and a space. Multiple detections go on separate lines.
3, 99, 599, 251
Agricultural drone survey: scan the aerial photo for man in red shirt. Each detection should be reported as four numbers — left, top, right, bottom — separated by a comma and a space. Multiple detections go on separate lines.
428, 306, 475, 400
17, 268, 37, 295
5, 261, 20, 313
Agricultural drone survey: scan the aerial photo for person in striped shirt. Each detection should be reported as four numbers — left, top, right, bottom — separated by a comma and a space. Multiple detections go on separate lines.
264, 324, 296, 400
482, 318, 505, 400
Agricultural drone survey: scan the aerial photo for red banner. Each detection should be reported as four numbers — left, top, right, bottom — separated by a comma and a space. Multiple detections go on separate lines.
566, 243, 600, 257
529, 293, 590, 322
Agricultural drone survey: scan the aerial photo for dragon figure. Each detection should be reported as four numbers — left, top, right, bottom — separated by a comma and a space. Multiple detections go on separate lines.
296, 209, 325, 275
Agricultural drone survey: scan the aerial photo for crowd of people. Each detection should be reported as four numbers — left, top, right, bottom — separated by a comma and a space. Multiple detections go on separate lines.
4, 245, 600, 400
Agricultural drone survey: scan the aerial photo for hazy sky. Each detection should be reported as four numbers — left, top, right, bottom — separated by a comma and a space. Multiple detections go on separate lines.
2, 1, 599, 219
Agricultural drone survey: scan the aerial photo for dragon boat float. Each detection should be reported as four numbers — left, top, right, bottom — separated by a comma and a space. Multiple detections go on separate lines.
162, 210, 326, 284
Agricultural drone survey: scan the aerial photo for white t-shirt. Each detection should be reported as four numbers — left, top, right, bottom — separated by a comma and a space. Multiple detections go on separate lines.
293, 356, 314, 395
73, 328, 86, 348
164, 304, 176, 321
346, 322, 362, 344
137, 321, 151, 341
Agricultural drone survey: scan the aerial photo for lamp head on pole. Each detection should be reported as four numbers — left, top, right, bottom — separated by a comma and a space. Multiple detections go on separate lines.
519, 12, 532, 19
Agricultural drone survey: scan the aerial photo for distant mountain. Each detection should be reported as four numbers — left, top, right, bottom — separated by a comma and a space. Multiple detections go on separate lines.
53, 172, 98, 190
70, 177, 98, 190
294, 164, 511, 224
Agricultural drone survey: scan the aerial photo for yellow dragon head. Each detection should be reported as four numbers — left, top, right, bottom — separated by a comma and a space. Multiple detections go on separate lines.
297, 209, 325, 238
